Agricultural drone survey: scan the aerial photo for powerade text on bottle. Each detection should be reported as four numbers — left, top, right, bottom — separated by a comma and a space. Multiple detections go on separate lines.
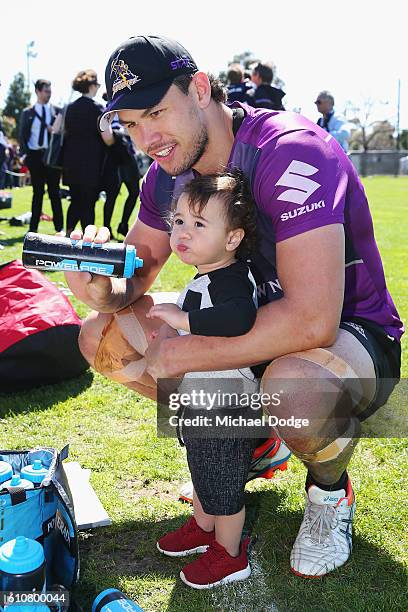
22, 233, 143, 279
92, 588, 143, 611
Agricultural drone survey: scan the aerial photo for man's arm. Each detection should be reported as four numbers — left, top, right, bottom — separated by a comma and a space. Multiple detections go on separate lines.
64, 219, 172, 313
145, 224, 345, 379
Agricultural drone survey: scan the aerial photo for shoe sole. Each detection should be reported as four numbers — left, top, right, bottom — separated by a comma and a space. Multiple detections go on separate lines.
156, 542, 209, 557
179, 564, 251, 589
290, 567, 323, 579
246, 457, 289, 482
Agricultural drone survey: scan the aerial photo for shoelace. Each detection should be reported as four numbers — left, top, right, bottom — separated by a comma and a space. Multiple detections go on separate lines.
306, 503, 339, 545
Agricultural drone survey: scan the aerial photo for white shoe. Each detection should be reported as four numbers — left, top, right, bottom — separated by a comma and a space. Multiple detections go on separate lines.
290, 480, 355, 577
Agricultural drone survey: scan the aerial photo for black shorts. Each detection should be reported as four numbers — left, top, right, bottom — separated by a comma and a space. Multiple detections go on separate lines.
339, 317, 401, 420
183, 436, 258, 516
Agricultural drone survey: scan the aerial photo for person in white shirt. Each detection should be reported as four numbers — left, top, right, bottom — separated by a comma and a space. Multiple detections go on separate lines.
19, 79, 64, 233
315, 90, 351, 152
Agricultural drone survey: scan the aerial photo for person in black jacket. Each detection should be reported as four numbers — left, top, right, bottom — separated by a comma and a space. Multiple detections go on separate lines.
19, 79, 64, 233
99, 92, 141, 238
226, 64, 254, 105
63, 70, 114, 234
248, 62, 285, 111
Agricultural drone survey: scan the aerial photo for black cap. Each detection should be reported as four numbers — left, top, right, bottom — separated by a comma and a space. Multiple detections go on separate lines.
99, 35, 198, 131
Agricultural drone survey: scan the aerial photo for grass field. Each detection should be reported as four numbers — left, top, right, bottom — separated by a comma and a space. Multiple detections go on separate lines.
0, 178, 407, 612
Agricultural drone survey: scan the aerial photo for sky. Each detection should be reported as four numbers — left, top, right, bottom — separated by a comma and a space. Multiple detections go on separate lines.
1, 0, 407, 130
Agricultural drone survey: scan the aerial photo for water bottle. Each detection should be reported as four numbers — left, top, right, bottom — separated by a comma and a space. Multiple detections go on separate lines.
0, 537, 46, 594
22, 233, 143, 279
0, 462, 12, 486
21, 461, 48, 487
2, 475, 34, 490
92, 588, 144, 611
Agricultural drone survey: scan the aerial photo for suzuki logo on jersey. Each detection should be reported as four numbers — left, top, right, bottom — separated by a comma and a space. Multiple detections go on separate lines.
280, 200, 325, 222
276, 160, 320, 205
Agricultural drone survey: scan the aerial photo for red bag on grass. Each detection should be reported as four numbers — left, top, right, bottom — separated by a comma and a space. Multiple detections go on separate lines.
0, 260, 88, 391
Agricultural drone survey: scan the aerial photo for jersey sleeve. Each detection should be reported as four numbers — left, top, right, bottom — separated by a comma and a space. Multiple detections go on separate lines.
189, 267, 257, 337
137, 162, 169, 231
253, 130, 346, 242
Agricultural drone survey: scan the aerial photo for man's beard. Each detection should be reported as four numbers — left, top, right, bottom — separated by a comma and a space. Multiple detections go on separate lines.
172, 124, 209, 176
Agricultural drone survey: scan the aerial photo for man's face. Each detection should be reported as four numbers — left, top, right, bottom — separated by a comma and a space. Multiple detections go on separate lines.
118, 83, 209, 176
36, 86, 52, 104
315, 96, 331, 115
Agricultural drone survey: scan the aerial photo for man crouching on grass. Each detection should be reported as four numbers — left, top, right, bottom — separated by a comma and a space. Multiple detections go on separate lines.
64, 35, 403, 583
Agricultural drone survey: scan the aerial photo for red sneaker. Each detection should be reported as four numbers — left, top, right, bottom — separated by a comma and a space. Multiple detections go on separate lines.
157, 516, 215, 557
180, 537, 251, 589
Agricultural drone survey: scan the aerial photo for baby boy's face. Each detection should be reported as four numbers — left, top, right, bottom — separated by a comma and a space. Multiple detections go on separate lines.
170, 193, 233, 272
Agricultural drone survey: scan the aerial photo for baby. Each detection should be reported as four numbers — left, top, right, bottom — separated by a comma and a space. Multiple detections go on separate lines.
147, 169, 262, 589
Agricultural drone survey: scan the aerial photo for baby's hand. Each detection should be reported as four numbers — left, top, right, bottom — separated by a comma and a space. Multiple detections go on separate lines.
146, 303, 190, 332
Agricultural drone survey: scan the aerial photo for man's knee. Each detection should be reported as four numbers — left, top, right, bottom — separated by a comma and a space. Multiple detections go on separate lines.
261, 350, 361, 453
78, 311, 113, 367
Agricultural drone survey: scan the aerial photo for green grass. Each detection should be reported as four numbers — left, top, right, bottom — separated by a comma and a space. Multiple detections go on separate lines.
0, 178, 407, 612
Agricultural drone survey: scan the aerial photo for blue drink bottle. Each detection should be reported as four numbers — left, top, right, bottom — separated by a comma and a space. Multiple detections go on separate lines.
0, 462, 12, 486
22, 233, 143, 279
0, 536, 46, 595
92, 589, 144, 611
21, 461, 48, 487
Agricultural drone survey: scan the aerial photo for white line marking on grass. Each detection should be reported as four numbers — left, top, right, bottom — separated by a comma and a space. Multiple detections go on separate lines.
209, 547, 280, 612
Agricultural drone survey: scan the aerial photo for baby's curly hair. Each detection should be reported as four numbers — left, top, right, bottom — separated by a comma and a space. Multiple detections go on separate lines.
172, 168, 258, 259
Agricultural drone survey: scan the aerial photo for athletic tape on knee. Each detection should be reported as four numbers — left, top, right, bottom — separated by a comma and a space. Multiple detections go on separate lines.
275, 348, 360, 380
263, 348, 364, 407
115, 307, 148, 354
295, 436, 353, 463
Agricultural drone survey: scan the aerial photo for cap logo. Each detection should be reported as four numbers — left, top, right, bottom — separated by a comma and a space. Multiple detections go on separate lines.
111, 50, 141, 96
170, 56, 196, 71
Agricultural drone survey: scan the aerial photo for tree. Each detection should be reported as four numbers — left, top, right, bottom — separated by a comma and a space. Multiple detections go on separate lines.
349, 120, 395, 151
345, 98, 395, 152
2, 72, 31, 138
0, 113, 16, 140
400, 130, 408, 150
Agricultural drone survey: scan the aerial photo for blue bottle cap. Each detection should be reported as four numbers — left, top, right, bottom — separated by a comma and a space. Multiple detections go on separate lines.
21, 460, 48, 484
0, 536, 45, 574
123, 245, 144, 279
92, 588, 143, 611
4, 474, 34, 489
0, 460, 13, 484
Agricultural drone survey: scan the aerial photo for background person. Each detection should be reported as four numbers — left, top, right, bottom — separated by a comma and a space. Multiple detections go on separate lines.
99, 97, 141, 239
63, 70, 114, 234
19, 79, 64, 233
249, 61, 285, 110
315, 90, 351, 152
226, 63, 254, 105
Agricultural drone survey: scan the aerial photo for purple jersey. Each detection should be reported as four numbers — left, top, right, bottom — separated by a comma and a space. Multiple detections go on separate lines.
138, 103, 403, 341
